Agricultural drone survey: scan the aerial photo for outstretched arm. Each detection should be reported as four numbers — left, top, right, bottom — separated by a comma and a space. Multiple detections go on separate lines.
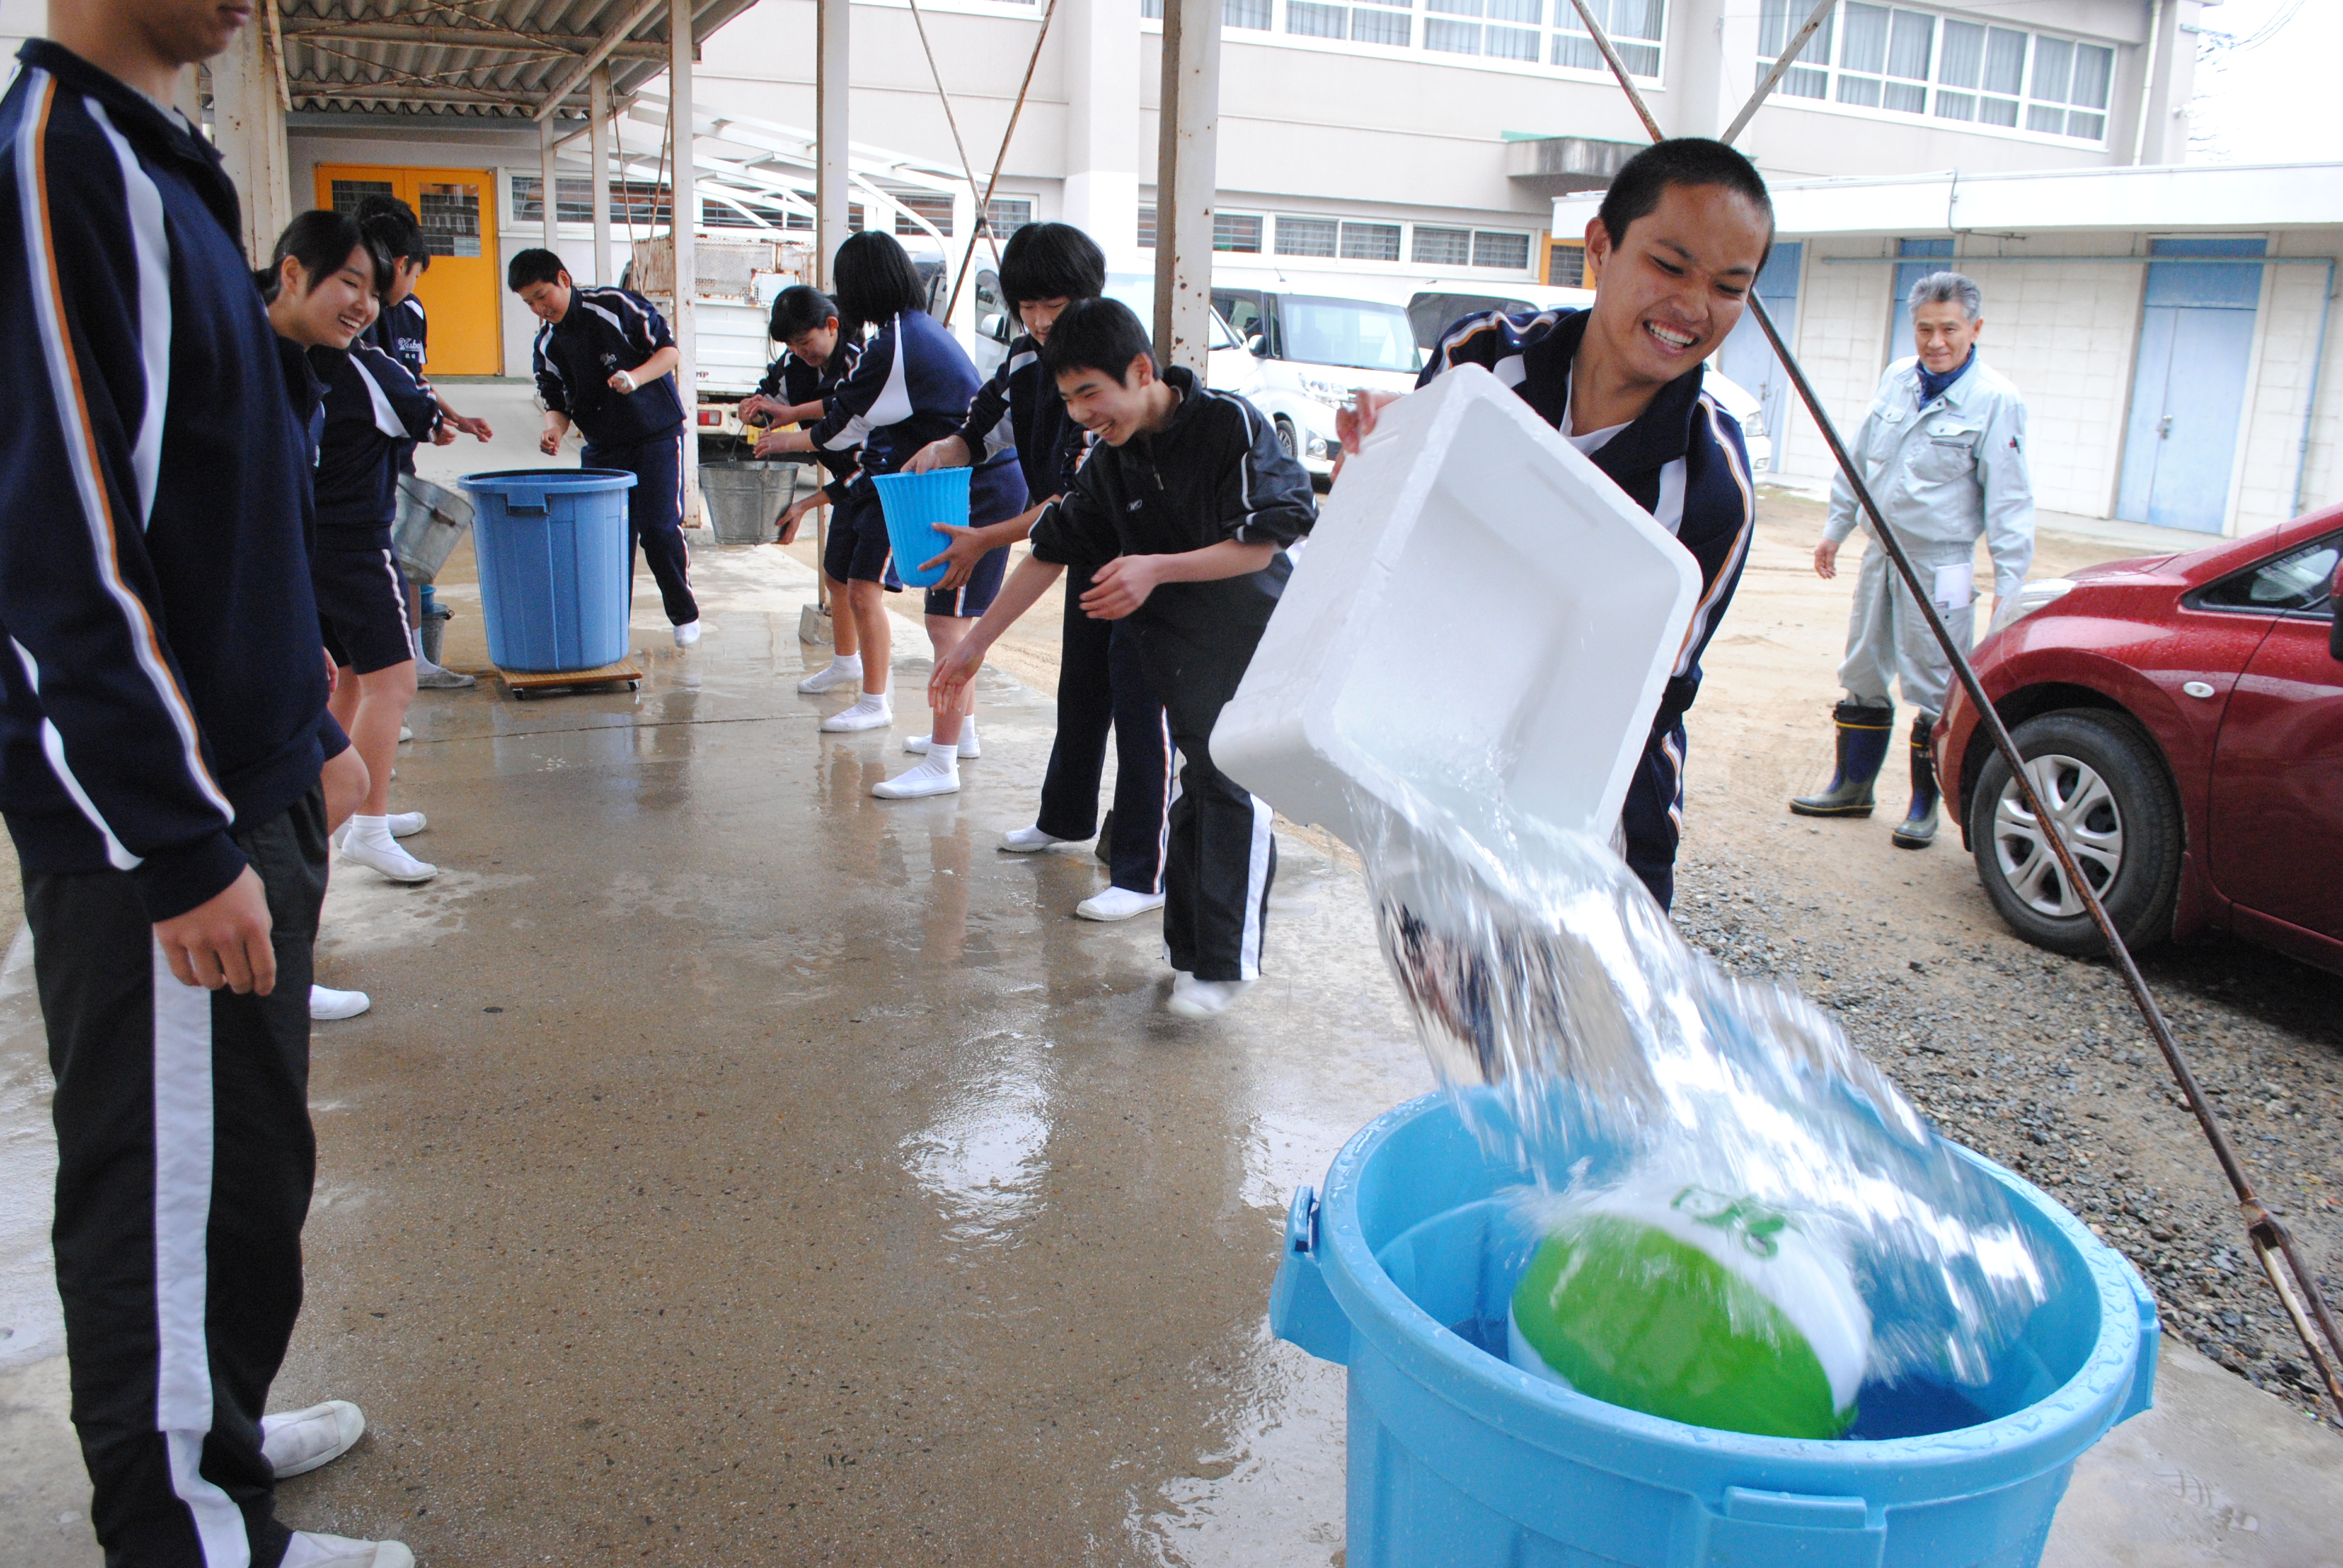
929, 554, 1066, 710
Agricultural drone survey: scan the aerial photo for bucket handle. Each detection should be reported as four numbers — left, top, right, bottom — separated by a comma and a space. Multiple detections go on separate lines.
1268, 1186, 1351, 1367
497, 488, 551, 515
1688, 1488, 1883, 1568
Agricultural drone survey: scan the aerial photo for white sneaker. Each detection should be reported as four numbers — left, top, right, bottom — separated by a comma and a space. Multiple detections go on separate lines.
1076, 886, 1166, 923
999, 825, 1076, 854
262, 1399, 366, 1477
280, 1533, 414, 1568
386, 811, 426, 838
821, 694, 894, 733
341, 822, 438, 883
398, 724, 411, 743
309, 985, 371, 1022
871, 754, 960, 799
673, 619, 703, 647
414, 659, 476, 690
905, 722, 980, 759
1168, 973, 1251, 1018
798, 658, 863, 694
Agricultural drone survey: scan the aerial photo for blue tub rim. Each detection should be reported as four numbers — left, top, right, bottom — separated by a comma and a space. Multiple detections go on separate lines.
1280, 1092, 2158, 1507
457, 467, 638, 514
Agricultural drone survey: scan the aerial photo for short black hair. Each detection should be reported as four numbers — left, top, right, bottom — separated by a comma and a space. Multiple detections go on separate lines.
830, 231, 926, 340
257, 209, 391, 302
770, 284, 839, 344
507, 248, 568, 292
997, 222, 1106, 313
1038, 296, 1155, 383
1594, 138, 1773, 261
355, 193, 430, 269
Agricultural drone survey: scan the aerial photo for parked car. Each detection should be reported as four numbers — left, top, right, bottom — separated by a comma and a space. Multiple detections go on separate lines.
970, 268, 1260, 394
1402, 282, 1774, 475
1208, 284, 1423, 477
1938, 514, 2343, 974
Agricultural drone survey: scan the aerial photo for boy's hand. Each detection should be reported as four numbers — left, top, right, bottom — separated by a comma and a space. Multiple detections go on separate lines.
905, 436, 971, 474
917, 522, 992, 590
929, 639, 985, 711
430, 422, 457, 446
608, 368, 640, 394
154, 867, 275, 995
1080, 555, 1164, 621
451, 413, 495, 442
739, 393, 784, 428
539, 428, 563, 457
775, 494, 819, 545
1333, 390, 1404, 481
755, 428, 812, 458
1813, 538, 1840, 580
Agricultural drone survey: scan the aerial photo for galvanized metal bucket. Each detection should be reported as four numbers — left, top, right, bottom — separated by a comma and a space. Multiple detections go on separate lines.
701, 460, 799, 547
393, 474, 474, 584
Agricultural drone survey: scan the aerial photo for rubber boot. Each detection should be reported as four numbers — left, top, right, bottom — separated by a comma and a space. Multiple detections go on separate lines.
1789, 702, 1895, 818
1892, 714, 1941, 849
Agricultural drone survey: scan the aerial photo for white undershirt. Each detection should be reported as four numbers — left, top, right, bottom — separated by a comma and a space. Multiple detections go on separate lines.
1562, 378, 1628, 455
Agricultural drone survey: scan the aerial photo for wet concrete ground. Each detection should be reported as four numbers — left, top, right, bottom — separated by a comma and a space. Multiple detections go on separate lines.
2, 413, 2338, 1561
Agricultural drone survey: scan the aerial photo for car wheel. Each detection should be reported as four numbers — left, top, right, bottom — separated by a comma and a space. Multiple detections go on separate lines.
1274, 417, 1298, 460
1967, 710, 2181, 958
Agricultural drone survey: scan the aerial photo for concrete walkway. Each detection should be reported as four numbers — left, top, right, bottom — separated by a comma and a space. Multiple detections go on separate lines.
1, 508, 2335, 1563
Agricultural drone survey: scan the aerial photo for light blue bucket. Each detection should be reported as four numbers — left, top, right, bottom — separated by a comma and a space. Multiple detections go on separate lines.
458, 468, 636, 672
1270, 1094, 2158, 1568
870, 468, 970, 589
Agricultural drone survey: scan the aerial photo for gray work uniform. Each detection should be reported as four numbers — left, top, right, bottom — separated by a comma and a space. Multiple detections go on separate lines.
1824, 354, 2034, 719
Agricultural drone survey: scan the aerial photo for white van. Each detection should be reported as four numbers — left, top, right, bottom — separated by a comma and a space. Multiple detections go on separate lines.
1207, 283, 1425, 479
1400, 281, 1775, 475
969, 268, 1262, 396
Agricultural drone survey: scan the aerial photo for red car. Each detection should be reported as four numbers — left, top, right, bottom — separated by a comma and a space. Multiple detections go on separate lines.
1939, 511, 2343, 976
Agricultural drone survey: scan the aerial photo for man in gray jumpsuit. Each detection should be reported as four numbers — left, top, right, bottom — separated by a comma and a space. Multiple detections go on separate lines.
1791, 271, 2034, 848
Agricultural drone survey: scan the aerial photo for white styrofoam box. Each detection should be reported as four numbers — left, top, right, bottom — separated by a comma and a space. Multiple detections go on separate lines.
1210, 362, 1700, 853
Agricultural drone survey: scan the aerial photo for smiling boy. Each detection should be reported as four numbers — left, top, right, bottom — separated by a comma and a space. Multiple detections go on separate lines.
930, 298, 1316, 1016
1340, 137, 1770, 912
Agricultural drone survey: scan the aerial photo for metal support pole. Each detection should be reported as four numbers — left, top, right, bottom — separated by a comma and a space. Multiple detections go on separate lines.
1152, 0, 1221, 373
815, 0, 850, 291
211, 19, 293, 264
670, 0, 700, 524
1562, 0, 2343, 1420
590, 67, 614, 286
540, 115, 561, 255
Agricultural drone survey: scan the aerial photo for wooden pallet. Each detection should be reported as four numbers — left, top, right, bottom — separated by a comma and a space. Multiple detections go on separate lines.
497, 657, 643, 700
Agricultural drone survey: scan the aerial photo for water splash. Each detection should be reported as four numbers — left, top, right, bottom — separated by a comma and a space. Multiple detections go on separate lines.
1351, 772, 2053, 1388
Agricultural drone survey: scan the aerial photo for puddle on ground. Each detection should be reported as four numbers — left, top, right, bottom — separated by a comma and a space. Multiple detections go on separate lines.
901, 1030, 1058, 1247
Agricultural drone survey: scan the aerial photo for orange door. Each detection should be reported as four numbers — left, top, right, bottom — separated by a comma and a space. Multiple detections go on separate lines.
315, 165, 502, 376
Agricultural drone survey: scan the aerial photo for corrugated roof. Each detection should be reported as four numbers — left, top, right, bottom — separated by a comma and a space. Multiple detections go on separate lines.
271, 0, 758, 119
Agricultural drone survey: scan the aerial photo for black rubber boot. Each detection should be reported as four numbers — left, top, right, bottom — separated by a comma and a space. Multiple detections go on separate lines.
1892, 713, 1941, 849
1789, 702, 1895, 817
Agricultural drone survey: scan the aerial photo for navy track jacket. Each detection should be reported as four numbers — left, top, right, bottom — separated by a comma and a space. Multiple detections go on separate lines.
809, 310, 1020, 491
531, 286, 684, 448
1419, 307, 1756, 728
0, 42, 331, 920
756, 341, 861, 500
313, 342, 441, 545
954, 332, 1085, 504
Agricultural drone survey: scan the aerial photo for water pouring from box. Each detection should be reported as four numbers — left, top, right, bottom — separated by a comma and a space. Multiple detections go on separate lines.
1213, 365, 2156, 1564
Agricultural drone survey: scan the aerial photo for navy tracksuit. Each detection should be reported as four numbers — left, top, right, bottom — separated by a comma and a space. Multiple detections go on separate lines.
364, 295, 428, 475
1027, 368, 1317, 980
1420, 307, 1757, 911
958, 333, 1172, 893
310, 342, 441, 671
1, 41, 338, 1567
531, 286, 700, 626
759, 342, 903, 592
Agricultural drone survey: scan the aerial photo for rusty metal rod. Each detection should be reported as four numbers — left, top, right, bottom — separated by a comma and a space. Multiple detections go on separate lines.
937, 0, 1058, 331
1567, 0, 2343, 1419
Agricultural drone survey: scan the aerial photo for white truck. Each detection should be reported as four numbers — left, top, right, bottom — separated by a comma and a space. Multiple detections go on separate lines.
631, 234, 814, 451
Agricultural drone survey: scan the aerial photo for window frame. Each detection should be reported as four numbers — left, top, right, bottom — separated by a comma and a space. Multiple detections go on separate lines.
2187, 532, 2343, 623
1140, 0, 1670, 84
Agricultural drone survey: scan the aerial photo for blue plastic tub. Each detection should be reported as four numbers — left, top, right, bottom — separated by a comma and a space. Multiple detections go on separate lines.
1270, 1094, 2158, 1568
458, 468, 637, 673
870, 468, 969, 589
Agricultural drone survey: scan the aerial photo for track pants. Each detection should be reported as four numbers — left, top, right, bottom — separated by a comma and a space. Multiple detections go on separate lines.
1160, 685, 1275, 984
1035, 566, 1172, 895
585, 431, 700, 627
1836, 536, 1975, 720
28, 791, 329, 1568
1620, 716, 1687, 913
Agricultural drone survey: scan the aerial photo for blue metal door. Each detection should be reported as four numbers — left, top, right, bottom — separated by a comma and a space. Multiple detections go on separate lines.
2117, 240, 2264, 534
1715, 241, 1801, 471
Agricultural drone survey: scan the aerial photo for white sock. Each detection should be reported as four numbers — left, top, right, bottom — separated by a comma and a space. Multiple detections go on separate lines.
346, 814, 394, 852
910, 748, 957, 781
832, 653, 863, 675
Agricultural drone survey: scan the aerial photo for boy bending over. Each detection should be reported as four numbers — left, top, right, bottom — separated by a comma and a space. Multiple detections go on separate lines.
931, 299, 1315, 1016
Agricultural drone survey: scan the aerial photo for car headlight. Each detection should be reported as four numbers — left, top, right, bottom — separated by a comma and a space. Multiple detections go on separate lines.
1739, 408, 1766, 441
1297, 374, 1357, 410
1990, 577, 2075, 634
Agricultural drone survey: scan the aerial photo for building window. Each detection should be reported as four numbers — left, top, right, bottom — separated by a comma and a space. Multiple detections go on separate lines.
511, 175, 597, 226
1138, 204, 1157, 248
1545, 240, 1585, 287
1276, 215, 1339, 258
1225, 0, 1272, 27
1341, 221, 1403, 262
1554, 0, 1663, 78
1473, 230, 1531, 270
893, 192, 955, 238
1755, 2, 2114, 143
983, 197, 1034, 238
1216, 212, 1265, 253
1414, 225, 1472, 266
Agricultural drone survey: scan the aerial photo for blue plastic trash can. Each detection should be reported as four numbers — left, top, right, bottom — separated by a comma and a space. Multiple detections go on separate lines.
870, 468, 969, 590
457, 469, 637, 672
1270, 1094, 2158, 1568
